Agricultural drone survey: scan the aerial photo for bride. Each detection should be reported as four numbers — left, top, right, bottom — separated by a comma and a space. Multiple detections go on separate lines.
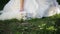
0, 0, 60, 20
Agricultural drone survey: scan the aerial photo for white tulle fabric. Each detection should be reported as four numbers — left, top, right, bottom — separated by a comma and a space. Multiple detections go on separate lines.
0, 0, 60, 20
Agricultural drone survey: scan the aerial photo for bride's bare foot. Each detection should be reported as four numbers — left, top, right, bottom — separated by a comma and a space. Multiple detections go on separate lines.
19, 10, 27, 20
20, 8, 24, 12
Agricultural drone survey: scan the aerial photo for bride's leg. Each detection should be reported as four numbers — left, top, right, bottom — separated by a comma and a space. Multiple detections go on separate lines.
20, 0, 27, 20
20, 0, 24, 11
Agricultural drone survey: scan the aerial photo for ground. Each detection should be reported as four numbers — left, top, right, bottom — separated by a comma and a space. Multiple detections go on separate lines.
0, 14, 60, 34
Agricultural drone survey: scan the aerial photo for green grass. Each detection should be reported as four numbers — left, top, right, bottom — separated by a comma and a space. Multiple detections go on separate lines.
0, 14, 60, 34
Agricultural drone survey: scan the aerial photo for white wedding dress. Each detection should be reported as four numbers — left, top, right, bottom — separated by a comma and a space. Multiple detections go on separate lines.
0, 0, 60, 20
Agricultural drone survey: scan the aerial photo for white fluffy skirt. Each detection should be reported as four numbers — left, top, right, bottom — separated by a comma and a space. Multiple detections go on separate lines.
0, 0, 60, 20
